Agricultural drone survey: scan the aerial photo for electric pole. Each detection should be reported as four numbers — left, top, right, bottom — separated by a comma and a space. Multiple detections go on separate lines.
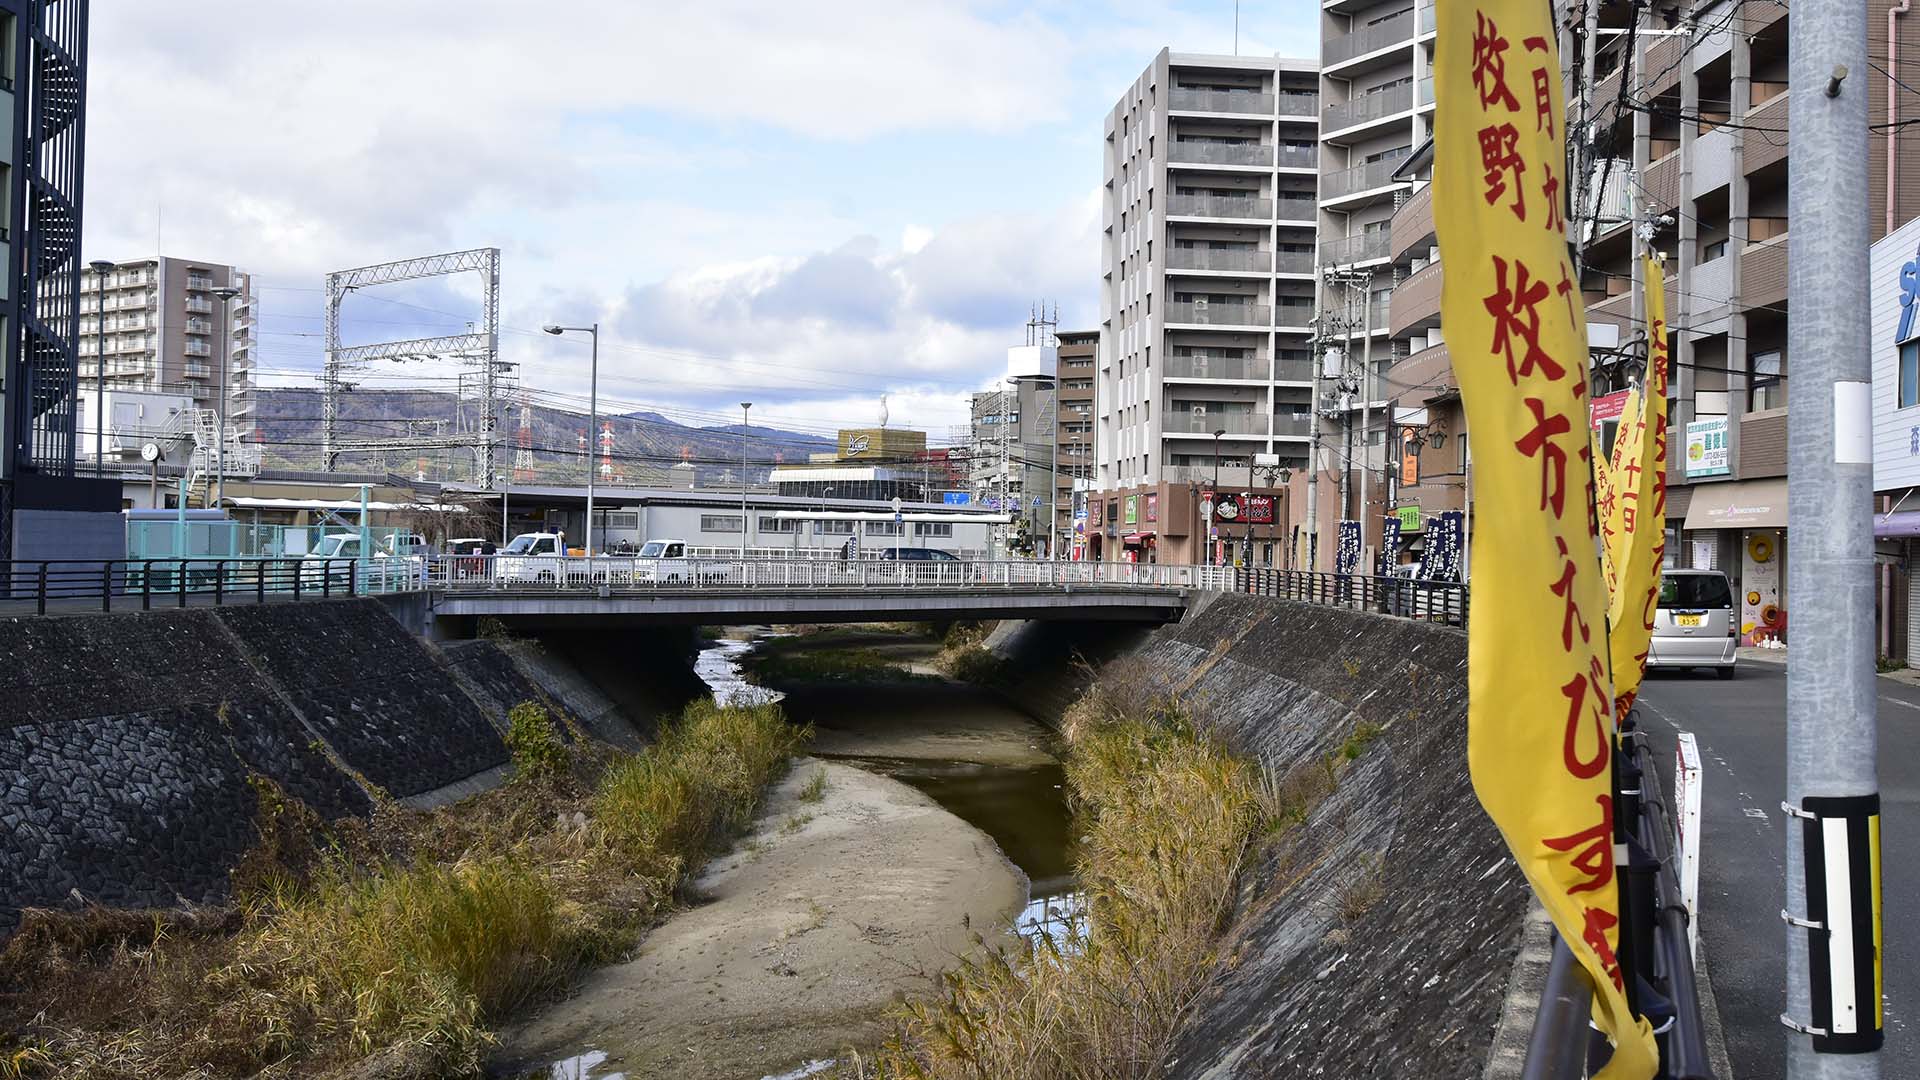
1785, 5, 1882, 1079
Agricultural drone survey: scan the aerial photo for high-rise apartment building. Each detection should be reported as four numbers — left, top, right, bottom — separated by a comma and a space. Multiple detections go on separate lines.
1310, 0, 1435, 568
1054, 329, 1096, 553
1093, 50, 1320, 564
76, 257, 257, 462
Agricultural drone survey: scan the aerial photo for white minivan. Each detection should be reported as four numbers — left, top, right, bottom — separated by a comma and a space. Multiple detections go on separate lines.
1647, 569, 1738, 679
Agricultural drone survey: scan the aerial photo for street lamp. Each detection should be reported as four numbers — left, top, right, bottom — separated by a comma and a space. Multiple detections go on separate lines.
740, 401, 752, 558
542, 323, 600, 555
87, 259, 114, 477
211, 284, 243, 509
1209, 428, 1226, 565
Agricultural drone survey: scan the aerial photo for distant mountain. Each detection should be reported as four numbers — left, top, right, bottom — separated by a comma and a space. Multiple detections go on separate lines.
252, 388, 836, 487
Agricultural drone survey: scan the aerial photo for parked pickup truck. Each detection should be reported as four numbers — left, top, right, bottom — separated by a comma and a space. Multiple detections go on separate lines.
631, 539, 734, 585
299, 531, 427, 590
493, 531, 571, 583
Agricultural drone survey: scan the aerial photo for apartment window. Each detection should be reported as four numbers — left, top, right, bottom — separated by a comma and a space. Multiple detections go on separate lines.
864, 521, 902, 535
1902, 341, 1920, 409
914, 522, 954, 538
1703, 239, 1728, 261
699, 514, 744, 533
1749, 350, 1784, 411
757, 516, 799, 533
814, 520, 855, 535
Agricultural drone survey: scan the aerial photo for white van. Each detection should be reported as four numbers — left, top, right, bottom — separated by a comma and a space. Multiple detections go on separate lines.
1647, 569, 1738, 678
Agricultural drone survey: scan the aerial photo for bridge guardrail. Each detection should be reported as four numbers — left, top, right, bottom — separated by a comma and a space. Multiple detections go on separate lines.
417, 554, 1244, 593
0, 557, 374, 614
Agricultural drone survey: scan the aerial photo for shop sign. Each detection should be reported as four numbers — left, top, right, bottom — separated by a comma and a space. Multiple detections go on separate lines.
1246, 494, 1275, 524
1213, 493, 1243, 522
1124, 495, 1138, 525
1146, 493, 1159, 522
1685, 417, 1731, 477
1395, 505, 1423, 532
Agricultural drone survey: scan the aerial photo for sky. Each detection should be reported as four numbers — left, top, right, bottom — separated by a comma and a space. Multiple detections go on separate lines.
84, 0, 1318, 442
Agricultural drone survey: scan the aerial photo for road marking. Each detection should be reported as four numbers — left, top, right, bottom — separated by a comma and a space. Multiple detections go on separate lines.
1884, 698, 1920, 712
1744, 808, 1768, 820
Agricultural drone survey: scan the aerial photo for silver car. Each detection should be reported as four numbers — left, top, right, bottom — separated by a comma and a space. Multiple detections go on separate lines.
1646, 569, 1738, 679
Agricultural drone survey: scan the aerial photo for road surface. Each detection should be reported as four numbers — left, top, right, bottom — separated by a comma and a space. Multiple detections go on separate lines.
1640, 660, 1916, 1080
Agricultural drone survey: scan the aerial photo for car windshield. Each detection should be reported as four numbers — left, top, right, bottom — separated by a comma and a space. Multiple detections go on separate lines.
315, 536, 358, 557
503, 535, 542, 555
639, 541, 669, 558
1659, 574, 1733, 609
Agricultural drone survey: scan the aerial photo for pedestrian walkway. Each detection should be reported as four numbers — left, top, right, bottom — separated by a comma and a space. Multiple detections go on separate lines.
1736, 645, 1787, 667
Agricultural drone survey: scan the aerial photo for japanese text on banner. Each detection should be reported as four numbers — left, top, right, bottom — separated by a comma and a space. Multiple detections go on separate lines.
1599, 258, 1671, 713
1432, 2, 1657, 1075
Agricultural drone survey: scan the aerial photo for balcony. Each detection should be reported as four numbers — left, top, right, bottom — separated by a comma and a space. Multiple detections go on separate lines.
1166, 355, 1272, 381
1163, 411, 1268, 435
1169, 140, 1274, 168
1416, 0, 1436, 34
182, 363, 211, 379
1320, 231, 1391, 266
1164, 301, 1271, 327
185, 297, 213, 314
1390, 184, 1435, 263
1388, 261, 1444, 337
1271, 413, 1316, 436
1744, 92, 1788, 174
1275, 251, 1315, 275
1272, 144, 1318, 172
1275, 194, 1317, 221
1322, 157, 1410, 202
185, 319, 213, 335
1274, 358, 1316, 382
1277, 91, 1318, 118
1741, 233, 1788, 311
1322, 83, 1413, 137
1324, 10, 1414, 67
1167, 193, 1273, 219
184, 341, 213, 358
1418, 76, 1434, 107
1168, 247, 1271, 273
1170, 88, 1275, 115
185, 277, 213, 292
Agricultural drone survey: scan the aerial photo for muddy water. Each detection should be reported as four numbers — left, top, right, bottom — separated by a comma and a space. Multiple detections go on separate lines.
503, 628, 1076, 1080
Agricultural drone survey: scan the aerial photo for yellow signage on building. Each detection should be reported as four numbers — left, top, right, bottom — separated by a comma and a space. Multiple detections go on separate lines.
1433, 2, 1655, 1074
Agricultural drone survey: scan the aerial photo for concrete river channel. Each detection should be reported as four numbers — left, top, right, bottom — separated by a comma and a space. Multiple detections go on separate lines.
500, 625, 1078, 1080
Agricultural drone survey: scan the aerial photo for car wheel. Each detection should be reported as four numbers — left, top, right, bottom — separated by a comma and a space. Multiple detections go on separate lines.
1716, 666, 1737, 681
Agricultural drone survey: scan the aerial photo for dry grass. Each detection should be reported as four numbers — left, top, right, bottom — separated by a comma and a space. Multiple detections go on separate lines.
861, 668, 1265, 1080
0, 697, 805, 1080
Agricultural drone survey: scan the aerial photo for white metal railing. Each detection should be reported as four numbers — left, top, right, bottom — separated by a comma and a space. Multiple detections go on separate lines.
406, 555, 1244, 595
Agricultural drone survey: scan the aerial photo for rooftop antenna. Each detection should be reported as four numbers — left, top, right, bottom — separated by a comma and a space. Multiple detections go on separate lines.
1234, 0, 1240, 55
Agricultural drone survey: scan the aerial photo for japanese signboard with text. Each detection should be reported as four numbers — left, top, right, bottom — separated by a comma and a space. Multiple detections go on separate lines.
1433, 0, 1654, 1072
1684, 416, 1730, 477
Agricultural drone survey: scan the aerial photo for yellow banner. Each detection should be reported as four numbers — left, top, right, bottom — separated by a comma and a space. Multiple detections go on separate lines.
1599, 258, 1672, 712
1433, 2, 1656, 1075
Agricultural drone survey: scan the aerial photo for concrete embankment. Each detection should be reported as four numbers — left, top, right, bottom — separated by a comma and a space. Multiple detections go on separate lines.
993, 593, 1526, 1079
0, 599, 671, 936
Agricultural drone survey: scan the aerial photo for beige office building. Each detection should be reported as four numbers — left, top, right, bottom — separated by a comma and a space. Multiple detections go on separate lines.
77, 257, 257, 445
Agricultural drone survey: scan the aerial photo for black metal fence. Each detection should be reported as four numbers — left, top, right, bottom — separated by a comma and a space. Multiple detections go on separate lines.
1235, 567, 1471, 626
0, 558, 362, 615
1522, 716, 1713, 1079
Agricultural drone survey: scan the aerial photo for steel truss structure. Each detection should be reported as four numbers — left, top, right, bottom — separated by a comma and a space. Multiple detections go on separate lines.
11, 0, 90, 478
322, 247, 505, 483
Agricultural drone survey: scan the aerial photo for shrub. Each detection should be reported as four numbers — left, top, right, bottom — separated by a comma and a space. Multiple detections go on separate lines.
593, 698, 804, 895
939, 644, 1003, 685
216, 855, 577, 1069
504, 701, 567, 783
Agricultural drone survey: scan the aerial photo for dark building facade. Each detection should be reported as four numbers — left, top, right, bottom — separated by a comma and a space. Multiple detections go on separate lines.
0, 0, 105, 556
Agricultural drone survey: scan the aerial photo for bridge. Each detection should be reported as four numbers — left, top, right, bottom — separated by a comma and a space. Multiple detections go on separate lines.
0, 556, 1470, 629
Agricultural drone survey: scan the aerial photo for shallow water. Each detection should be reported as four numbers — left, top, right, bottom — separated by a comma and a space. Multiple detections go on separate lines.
517, 628, 1079, 1079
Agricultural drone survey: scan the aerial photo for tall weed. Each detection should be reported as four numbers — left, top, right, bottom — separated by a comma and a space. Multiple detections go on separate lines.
871, 679, 1262, 1080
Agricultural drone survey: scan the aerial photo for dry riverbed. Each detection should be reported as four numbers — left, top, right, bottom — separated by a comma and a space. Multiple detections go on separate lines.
499, 755, 1025, 1079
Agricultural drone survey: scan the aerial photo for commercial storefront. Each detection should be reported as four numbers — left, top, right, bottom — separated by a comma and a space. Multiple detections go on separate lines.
1680, 479, 1787, 645
1084, 482, 1291, 565
1871, 216, 1920, 662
